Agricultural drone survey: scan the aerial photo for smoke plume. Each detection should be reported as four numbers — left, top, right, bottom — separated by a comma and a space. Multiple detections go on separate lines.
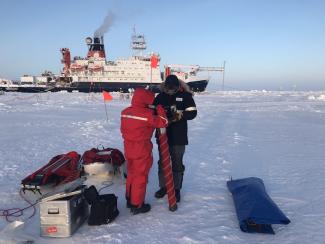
94, 11, 116, 37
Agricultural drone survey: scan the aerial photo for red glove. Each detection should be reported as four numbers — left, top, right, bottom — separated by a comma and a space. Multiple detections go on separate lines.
156, 104, 167, 117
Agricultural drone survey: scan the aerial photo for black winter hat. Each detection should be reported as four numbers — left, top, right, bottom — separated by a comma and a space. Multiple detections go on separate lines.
165, 75, 179, 88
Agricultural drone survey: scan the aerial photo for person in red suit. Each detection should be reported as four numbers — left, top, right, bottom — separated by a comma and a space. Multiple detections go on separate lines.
121, 88, 168, 215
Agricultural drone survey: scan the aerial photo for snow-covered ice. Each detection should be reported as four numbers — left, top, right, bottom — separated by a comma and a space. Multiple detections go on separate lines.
1, 91, 325, 243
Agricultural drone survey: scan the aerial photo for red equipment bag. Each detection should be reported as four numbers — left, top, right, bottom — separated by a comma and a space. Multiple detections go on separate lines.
82, 147, 125, 167
21, 151, 81, 193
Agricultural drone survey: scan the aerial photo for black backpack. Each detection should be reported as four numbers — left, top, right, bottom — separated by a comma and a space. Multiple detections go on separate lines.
83, 185, 119, 225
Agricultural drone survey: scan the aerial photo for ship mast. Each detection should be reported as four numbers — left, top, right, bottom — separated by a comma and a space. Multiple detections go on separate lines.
131, 26, 147, 57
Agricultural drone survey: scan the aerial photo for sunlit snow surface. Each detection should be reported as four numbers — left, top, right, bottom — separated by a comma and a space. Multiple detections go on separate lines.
1, 91, 325, 243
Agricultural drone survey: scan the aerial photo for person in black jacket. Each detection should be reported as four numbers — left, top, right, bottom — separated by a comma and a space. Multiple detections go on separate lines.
153, 74, 197, 202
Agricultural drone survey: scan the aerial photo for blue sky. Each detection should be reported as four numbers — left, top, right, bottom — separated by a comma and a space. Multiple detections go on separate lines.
0, 0, 324, 90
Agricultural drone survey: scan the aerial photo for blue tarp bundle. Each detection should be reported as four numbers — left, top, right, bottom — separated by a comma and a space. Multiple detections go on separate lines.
227, 177, 290, 234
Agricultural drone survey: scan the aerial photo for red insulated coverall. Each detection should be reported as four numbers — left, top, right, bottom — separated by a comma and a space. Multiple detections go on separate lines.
121, 88, 168, 207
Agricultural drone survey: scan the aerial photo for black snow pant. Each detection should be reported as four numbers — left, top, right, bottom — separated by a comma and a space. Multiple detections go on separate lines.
158, 145, 185, 190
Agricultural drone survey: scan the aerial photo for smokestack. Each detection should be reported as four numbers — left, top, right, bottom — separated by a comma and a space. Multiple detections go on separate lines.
94, 37, 101, 44
87, 36, 106, 59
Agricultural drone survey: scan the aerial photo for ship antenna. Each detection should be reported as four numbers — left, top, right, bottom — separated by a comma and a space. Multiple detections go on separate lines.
222, 61, 226, 91
131, 25, 147, 57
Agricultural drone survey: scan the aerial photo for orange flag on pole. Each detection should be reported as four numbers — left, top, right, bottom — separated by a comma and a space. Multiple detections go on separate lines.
150, 55, 158, 68
102, 90, 113, 102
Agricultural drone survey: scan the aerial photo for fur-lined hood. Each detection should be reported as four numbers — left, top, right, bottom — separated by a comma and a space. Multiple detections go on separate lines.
160, 79, 193, 95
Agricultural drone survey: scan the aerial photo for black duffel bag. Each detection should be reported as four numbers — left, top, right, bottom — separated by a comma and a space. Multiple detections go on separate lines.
83, 185, 119, 225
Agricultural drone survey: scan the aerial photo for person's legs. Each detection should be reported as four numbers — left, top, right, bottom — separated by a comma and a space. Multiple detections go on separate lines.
128, 153, 153, 215
170, 145, 185, 202
155, 145, 185, 200
125, 158, 134, 207
170, 145, 185, 190
157, 159, 166, 188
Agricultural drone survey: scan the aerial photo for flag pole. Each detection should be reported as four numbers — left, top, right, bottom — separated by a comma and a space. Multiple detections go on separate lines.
102, 90, 113, 122
151, 66, 152, 84
103, 100, 109, 122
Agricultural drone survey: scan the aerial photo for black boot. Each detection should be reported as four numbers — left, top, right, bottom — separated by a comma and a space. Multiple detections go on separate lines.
131, 203, 151, 215
126, 197, 132, 208
126, 200, 132, 208
154, 187, 167, 198
175, 189, 181, 202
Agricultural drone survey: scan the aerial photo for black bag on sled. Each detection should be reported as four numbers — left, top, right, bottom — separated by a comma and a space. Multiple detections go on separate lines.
83, 185, 119, 225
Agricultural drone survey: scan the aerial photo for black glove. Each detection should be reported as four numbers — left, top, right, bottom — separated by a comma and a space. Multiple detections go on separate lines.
169, 110, 183, 123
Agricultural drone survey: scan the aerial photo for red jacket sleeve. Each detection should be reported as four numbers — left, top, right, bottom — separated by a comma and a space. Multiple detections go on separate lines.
147, 105, 168, 128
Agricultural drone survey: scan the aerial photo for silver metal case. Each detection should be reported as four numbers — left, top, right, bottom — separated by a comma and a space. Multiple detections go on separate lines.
40, 191, 89, 237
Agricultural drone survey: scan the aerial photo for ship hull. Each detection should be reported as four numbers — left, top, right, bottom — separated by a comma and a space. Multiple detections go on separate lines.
0, 86, 48, 93
0, 79, 209, 93
69, 81, 161, 93
186, 79, 208, 92
0, 85, 66, 93
71, 79, 209, 93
